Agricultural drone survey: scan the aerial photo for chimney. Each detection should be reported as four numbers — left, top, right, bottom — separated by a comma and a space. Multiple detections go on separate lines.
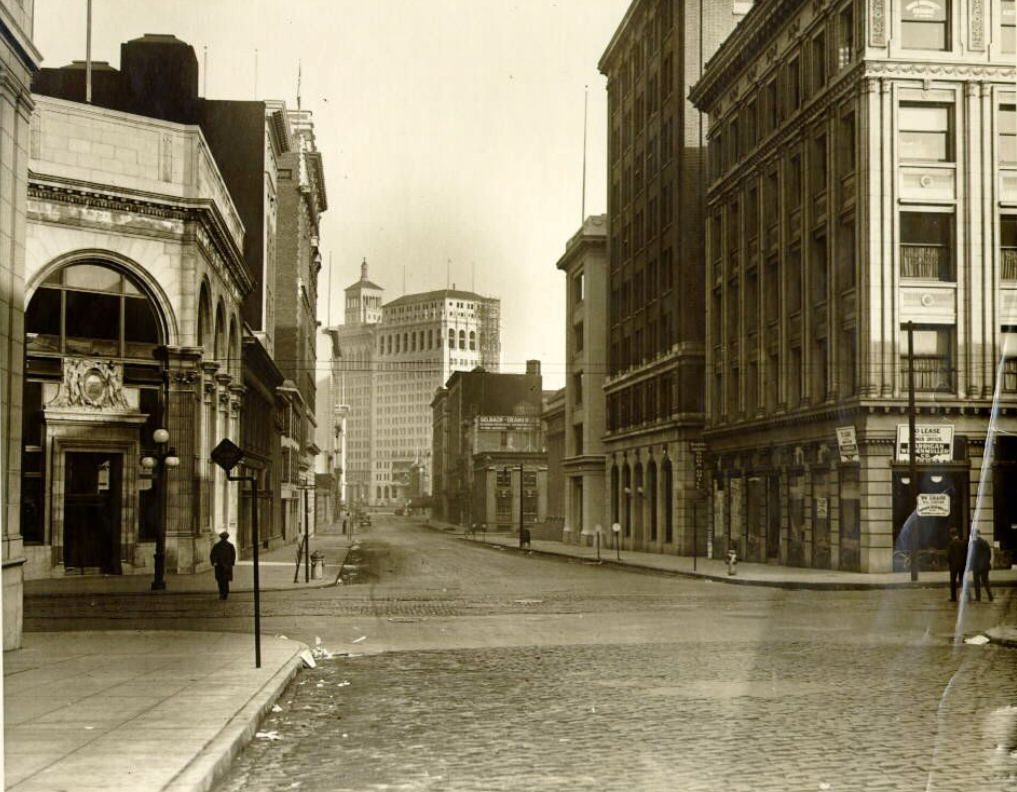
526, 360, 541, 376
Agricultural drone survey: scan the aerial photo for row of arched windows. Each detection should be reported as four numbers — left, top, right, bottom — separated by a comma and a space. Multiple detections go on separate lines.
610, 458, 674, 544
377, 328, 479, 355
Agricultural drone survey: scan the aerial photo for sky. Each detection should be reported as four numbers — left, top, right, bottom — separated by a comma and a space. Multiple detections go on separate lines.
33, 0, 630, 388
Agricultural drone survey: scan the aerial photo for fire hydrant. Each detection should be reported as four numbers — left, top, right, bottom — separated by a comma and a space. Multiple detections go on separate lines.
311, 551, 325, 580
726, 548, 737, 576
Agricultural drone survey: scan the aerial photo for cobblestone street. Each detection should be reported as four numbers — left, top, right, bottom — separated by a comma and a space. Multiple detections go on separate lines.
198, 519, 1017, 792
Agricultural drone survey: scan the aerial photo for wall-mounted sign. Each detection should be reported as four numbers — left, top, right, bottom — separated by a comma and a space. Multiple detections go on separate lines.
896, 425, 954, 463
836, 426, 859, 463
917, 493, 951, 517
690, 442, 707, 493
815, 497, 829, 519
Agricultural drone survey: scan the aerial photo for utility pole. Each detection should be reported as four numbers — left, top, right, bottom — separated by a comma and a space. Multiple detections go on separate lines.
907, 320, 919, 582
518, 462, 524, 547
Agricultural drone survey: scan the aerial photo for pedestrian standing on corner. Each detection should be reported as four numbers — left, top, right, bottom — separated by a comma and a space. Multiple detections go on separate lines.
971, 529, 994, 603
947, 529, 967, 603
210, 530, 237, 600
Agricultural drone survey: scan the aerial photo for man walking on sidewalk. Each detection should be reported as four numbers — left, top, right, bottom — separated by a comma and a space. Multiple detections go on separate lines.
971, 529, 994, 603
947, 529, 967, 603
210, 531, 237, 600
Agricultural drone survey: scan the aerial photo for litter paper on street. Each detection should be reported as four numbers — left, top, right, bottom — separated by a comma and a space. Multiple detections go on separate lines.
964, 634, 990, 645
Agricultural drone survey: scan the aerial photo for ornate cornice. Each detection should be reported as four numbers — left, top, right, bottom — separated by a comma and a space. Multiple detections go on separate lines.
27, 174, 253, 298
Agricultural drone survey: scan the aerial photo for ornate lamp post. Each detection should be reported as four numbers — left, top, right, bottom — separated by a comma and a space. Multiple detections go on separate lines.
142, 428, 179, 591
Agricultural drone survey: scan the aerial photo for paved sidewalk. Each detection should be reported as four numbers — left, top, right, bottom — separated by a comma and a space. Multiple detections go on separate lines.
424, 518, 1017, 591
4, 630, 309, 792
24, 529, 356, 597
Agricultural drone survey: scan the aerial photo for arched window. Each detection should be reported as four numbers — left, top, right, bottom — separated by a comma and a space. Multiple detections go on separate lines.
663, 458, 674, 544
611, 465, 620, 523
411, 333, 416, 352
634, 463, 644, 539
648, 460, 658, 542
403, 333, 408, 352
469, 331, 476, 351
448, 329, 455, 349
379, 337, 384, 354
387, 335, 392, 354
458, 330, 466, 349
25, 261, 164, 361
622, 465, 632, 537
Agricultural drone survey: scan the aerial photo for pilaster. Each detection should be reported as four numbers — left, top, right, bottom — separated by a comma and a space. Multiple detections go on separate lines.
164, 346, 202, 573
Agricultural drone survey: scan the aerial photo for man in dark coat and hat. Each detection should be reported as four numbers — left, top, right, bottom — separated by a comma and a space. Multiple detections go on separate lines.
947, 529, 967, 603
971, 529, 994, 603
210, 531, 237, 600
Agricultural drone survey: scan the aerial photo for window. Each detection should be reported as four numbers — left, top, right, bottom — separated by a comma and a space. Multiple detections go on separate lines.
1003, 326, 1017, 392
1002, 216, 1017, 281
813, 339, 828, 402
811, 235, 829, 303
787, 57, 801, 112
899, 104, 953, 162
837, 4, 855, 67
572, 271, 585, 303
838, 112, 856, 175
811, 133, 828, 196
1004, 0, 1016, 53
574, 321, 585, 352
901, 212, 954, 280
1001, 105, 1017, 165
840, 328, 857, 397
767, 80, 779, 132
448, 329, 454, 349
901, 325, 954, 391
788, 247, 803, 313
812, 31, 827, 92
837, 218, 856, 291
469, 331, 476, 351
787, 154, 802, 211
573, 373, 583, 406
573, 425, 584, 456
902, 0, 950, 50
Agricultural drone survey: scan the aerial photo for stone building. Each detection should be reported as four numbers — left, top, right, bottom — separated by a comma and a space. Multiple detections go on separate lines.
690, 0, 1017, 572
333, 263, 501, 507
555, 214, 609, 544
431, 364, 547, 530
1, 0, 41, 649
598, 0, 748, 555
542, 387, 566, 538
21, 95, 250, 580
315, 327, 347, 529
272, 105, 327, 541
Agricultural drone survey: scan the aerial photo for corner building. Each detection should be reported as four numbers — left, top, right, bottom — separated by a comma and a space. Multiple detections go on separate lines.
690, 0, 1017, 572
598, 0, 748, 554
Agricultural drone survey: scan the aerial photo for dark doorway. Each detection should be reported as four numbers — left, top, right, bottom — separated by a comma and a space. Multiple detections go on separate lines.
839, 467, 861, 572
63, 452, 122, 573
995, 437, 1017, 559
767, 475, 781, 560
892, 467, 968, 571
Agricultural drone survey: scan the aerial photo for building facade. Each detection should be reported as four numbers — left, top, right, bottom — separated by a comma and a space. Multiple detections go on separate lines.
542, 387, 566, 538
333, 265, 502, 507
273, 105, 327, 543
431, 364, 548, 530
315, 327, 347, 529
1, 0, 40, 649
690, 0, 1017, 572
21, 95, 251, 581
555, 214, 609, 544
598, 0, 747, 555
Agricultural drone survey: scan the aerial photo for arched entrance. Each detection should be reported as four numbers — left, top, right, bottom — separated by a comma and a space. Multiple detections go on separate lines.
22, 260, 169, 574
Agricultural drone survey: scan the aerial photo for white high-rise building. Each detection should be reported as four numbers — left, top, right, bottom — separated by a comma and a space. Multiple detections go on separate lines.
334, 262, 500, 506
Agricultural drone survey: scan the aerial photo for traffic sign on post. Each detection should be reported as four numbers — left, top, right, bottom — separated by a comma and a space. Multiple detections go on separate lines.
211, 438, 245, 472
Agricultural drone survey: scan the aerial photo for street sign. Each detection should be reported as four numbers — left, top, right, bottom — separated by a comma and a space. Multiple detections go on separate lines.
691, 442, 707, 494
896, 425, 954, 463
836, 426, 859, 463
211, 438, 245, 472
917, 493, 951, 517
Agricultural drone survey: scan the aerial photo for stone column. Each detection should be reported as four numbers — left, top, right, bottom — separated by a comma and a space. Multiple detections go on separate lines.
199, 362, 219, 538
164, 346, 202, 573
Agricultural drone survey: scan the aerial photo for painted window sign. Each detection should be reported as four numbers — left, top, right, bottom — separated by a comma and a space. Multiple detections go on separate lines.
903, 0, 946, 21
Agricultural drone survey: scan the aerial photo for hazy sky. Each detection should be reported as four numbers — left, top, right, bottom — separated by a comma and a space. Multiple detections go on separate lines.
34, 0, 629, 387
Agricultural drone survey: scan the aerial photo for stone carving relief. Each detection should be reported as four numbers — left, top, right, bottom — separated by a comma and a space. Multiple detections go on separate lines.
47, 358, 132, 411
970, 0, 985, 50
870, 0, 886, 46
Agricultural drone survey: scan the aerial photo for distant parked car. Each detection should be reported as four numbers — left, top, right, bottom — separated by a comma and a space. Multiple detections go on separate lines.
358, 513, 372, 527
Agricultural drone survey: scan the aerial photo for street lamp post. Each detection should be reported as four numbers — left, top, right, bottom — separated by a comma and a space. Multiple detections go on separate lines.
611, 522, 621, 560
141, 428, 180, 591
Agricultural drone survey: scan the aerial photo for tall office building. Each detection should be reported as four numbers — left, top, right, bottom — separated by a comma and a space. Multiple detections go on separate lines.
690, 0, 1017, 572
334, 264, 501, 506
598, 0, 748, 554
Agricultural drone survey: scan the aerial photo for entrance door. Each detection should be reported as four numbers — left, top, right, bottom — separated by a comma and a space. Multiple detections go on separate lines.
64, 452, 121, 573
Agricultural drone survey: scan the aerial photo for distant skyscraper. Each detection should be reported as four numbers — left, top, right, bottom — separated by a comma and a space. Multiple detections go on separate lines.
334, 263, 501, 506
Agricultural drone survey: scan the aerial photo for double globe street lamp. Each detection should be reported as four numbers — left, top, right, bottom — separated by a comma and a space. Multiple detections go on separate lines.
141, 428, 179, 591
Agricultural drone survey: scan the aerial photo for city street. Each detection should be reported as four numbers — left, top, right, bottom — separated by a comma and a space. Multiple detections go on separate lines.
26, 515, 1017, 791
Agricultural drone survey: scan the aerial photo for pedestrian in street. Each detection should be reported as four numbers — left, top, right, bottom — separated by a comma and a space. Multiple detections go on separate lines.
947, 529, 967, 603
210, 530, 236, 600
519, 526, 531, 549
971, 529, 994, 603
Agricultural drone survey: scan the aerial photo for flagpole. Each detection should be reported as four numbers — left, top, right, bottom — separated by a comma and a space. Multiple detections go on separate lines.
85, 0, 93, 104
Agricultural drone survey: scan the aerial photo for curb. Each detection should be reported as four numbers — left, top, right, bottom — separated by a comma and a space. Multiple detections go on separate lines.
986, 628, 1017, 648
451, 532, 1017, 592
162, 640, 309, 792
